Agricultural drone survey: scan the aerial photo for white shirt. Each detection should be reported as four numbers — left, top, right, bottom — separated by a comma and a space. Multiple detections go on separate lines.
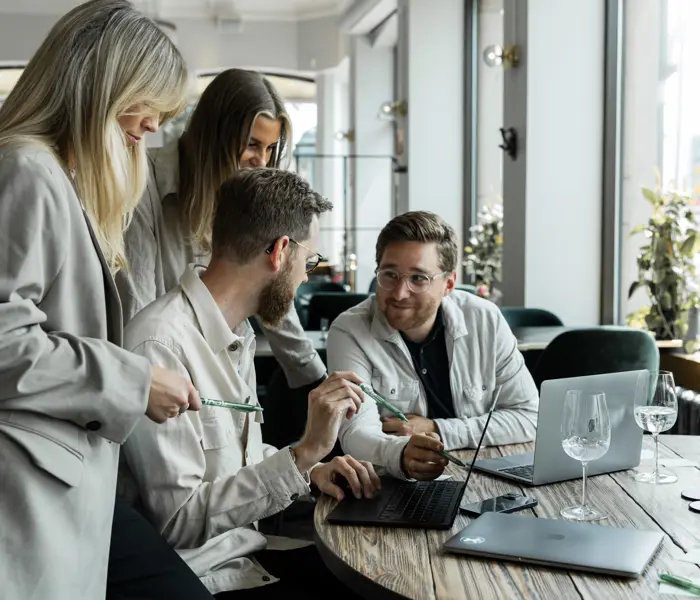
327, 291, 539, 479
120, 266, 312, 594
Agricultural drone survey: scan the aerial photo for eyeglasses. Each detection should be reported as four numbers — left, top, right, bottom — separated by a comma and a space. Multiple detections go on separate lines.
265, 238, 325, 274
375, 268, 449, 294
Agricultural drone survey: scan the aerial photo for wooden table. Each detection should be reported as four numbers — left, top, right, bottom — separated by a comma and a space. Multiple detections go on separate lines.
254, 327, 681, 358
314, 435, 700, 599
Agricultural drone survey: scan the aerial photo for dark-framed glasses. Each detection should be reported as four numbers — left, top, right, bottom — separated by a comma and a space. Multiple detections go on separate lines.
375, 268, 448, 294
265, 238, 325, 274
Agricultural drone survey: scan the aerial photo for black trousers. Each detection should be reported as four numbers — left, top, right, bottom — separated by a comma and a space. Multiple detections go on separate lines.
214, 546, 360, 600
106, 496, 214, 600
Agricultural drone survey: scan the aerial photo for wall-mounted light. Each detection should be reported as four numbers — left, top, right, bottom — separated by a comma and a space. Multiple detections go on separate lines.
335, 129, 355, 142
483, 44, 520, 69
378, 100, 408, 121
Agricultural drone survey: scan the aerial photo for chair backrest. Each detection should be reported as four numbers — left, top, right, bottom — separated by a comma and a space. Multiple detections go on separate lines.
306, 292, 368, 330
294, 280, 346, 328
368, 277, 377, 294
532, 327, 660, 391
500, 307, 564, 328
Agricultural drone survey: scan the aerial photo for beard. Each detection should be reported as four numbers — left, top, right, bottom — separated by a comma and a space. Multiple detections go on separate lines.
380, 293, 441, 333
257, 262, 296, 329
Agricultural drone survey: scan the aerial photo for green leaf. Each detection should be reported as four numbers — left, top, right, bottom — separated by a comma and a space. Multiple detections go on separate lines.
629, 224, 646, 237
642, 187, 659, 205
628, 280, 643, 299
680, 234, 696, 256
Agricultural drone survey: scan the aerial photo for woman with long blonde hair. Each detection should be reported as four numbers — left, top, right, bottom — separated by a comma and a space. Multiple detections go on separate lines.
118, 68, 326, 391
0, 2, 212, 598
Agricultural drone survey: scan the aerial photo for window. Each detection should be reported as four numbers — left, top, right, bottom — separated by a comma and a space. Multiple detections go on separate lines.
620, 0, 700, 321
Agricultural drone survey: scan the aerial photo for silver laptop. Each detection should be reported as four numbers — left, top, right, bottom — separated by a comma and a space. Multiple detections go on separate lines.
474, 370, 648, 485
443, 512, 662, 577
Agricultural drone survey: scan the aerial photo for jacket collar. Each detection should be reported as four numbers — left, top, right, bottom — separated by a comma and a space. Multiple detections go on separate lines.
179, 266, 253, 354
369, 293, 469, 343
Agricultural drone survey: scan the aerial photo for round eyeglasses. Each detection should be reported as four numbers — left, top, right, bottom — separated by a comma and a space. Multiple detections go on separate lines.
375, 269, 448, 294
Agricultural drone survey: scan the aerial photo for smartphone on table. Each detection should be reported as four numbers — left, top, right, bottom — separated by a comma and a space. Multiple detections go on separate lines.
460, 492, 538, 518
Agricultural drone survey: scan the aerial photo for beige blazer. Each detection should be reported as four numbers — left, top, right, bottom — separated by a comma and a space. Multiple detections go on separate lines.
115, 141, 326, 388
0, 142, 151, 600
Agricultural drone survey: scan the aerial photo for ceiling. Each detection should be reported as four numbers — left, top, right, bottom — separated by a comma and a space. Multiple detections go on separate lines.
0, 0, 353, 21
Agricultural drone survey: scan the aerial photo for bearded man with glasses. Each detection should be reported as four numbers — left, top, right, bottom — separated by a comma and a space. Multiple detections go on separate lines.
327, 211, 539, 481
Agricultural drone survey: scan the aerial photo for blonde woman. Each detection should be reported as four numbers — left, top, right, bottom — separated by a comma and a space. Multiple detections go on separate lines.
0, 2, 212, 599
118, 69, 326, 391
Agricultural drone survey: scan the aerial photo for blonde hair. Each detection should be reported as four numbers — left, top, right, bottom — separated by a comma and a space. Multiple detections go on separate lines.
0, 0, 188, 270
178, 69, 292, 254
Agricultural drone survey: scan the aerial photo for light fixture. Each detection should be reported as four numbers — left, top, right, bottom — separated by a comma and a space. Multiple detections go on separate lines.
483, 44, 520, 69
334, 129, 355, 142
378, 100, 408, 121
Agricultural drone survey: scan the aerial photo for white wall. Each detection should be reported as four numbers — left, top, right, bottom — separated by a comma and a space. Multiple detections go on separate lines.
0, 12, 348, 73
477, 3, 504, 209
399, 0, 465, 267
523, 0, 604, 325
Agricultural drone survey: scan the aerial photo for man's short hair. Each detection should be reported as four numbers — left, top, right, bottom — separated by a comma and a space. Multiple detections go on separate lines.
212, 168, 332, 263
376, 211, 458, 272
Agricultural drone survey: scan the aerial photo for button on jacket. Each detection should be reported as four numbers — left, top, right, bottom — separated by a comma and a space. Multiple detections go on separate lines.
327, 291, 539, 479
115, 140, 325, 388
121, 267, 312, 595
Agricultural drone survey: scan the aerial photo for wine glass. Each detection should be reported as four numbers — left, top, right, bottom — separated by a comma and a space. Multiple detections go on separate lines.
319, 318, 330, 341
560, 391, 611, 521
634, 371, 678, 484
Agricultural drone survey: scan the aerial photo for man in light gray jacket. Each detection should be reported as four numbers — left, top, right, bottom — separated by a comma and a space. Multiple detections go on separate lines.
327, 211, 539, 481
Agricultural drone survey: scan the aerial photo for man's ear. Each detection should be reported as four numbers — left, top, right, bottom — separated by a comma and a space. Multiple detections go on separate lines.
266, 236, 291, 273
444, 272, 457, 296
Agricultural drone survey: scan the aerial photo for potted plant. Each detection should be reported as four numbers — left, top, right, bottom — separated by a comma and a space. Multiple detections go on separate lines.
626, 185, 700, 341
463, 203, 503, 303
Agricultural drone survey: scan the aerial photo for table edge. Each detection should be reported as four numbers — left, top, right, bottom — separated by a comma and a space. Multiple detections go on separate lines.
313, 525, 414, 600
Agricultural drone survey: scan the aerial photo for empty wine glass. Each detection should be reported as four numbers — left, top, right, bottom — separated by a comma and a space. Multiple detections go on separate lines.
319, 318, 330, 341
634, 371, 678, 484
560, 391, 611, 521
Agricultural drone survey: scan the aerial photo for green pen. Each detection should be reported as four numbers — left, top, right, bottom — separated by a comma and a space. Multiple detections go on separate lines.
359, 383, 409, 423
200, 397, 264, 413
659, 573, 700, 596
359, 383, 466, 468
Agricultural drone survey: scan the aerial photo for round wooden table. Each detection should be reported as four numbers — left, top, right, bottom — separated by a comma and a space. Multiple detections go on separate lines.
314, 436, 700, 599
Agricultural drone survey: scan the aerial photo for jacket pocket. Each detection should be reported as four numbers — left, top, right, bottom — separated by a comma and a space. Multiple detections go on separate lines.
200, 412, 234, 450
0, 416, 84, 487
370, 376, 419, 416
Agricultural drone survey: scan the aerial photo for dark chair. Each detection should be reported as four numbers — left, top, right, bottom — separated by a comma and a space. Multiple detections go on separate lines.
455, 284, 479, 295
306, 292, 368, 330
532, 328, 660, 392
294, 281, 345, 328
369, 277, 377, 294
500, 307, 564, 328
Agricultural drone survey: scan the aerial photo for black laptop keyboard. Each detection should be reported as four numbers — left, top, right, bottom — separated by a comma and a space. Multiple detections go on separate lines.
497, 464, 534, 480
379, 480, 462, 524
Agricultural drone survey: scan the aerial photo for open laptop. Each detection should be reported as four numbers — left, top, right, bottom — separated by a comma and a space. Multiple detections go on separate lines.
443, 512, 663, 578
474, 370, 648, 486
326, 386, 502, 529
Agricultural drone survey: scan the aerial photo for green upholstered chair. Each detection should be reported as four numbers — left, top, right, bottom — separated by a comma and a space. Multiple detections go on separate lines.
532, 327, 660, 392
294, 280, 346, 328
500, 307, 564, 328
